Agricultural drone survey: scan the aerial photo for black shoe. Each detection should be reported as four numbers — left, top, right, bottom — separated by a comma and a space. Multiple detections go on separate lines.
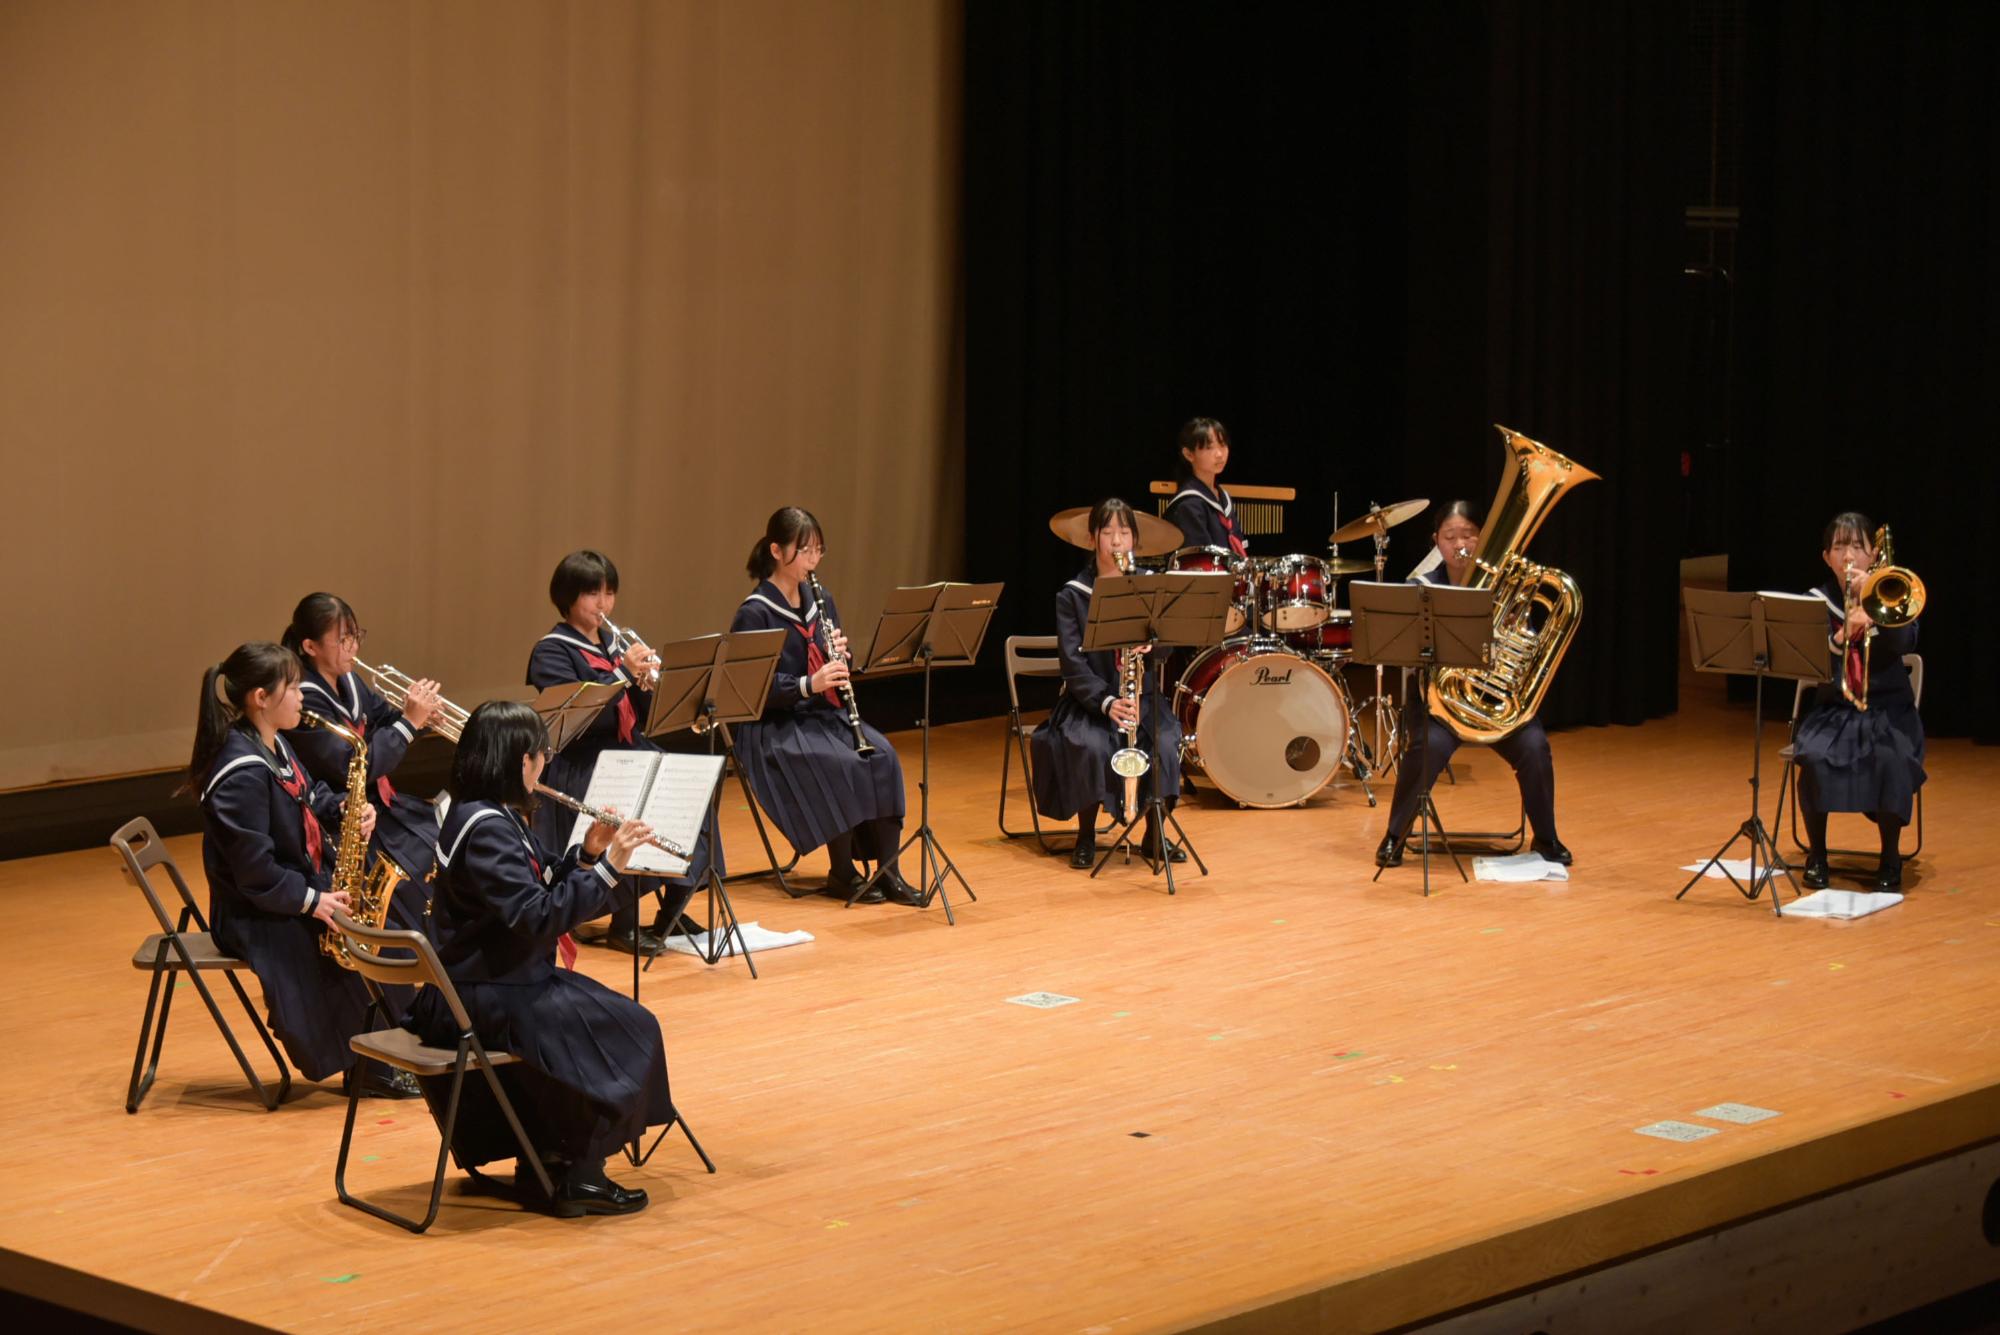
1141, 833, 1188, 864
1374, 834, 1404, 868
874, 872, 925, 908
1531, 838, 1573, 867
606, 925, 666, 956
1800, 858, 1829, 890
827, 867, 887, 904
1069, 841, 1097, 870
1874, 856, 1903, 892
548, 1162, 648, 1218
656, 913, 705, 939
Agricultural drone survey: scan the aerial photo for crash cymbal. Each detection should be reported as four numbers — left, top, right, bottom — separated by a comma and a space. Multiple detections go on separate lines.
1048, 506, 1184, 557
1328, 497, 1430, 546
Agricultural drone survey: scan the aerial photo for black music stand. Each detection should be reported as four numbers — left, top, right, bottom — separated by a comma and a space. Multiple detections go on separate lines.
1351, 581, 1495, 897
530, 681, 624, 754
1675, 589, 1831, 917
847, 581, 1005, 923
633, 628, 787, 978
1082, 570, 1234, 895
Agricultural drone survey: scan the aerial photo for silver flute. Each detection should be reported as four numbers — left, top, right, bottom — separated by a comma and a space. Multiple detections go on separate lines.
807, 571, 876, 756
532, 783, 692, 860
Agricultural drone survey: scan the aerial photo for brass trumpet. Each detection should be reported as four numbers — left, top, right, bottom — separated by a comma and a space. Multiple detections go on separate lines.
1841, 525, 1926, 712
600, 615, 661, 688
356, 660, 469, 741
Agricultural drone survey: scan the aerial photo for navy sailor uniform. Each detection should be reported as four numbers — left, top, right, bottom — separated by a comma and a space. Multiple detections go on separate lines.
1383, 566, 1559, 846
285, 664, 437, 937
1029, 565, 1184, 820
526, 622, 719, 920
199, 725, 378, 1081
727, 580, 906, 859
403, 799, 674, 1167
1165, 478, 1248, 556
1792, 578, 1925, 822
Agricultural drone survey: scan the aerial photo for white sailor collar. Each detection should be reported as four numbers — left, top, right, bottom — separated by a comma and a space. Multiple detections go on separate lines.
300, 667, 362, 722
202, 730, 303, 802
743, 580, 819, 626
1170, 480, 1232, 516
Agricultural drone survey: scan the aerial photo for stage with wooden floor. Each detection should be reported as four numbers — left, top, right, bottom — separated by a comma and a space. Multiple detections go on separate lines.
4, 673, 1999, 1333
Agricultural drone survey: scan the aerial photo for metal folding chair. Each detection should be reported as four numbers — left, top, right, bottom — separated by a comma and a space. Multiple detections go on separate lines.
110, 817, 291, 1113
996, 635, 1111, 853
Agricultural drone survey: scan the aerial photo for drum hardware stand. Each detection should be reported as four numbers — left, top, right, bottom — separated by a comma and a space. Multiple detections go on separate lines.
1352, 580, 1493, 896
1675, 590, 1830, 917
847, 581, 1005, 923
1080, 567, 1231, 894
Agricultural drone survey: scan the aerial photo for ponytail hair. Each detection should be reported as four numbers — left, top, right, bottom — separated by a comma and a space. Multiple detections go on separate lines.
746, 506, 826, 580
1430, 499, 1478, 535
1822, 511, 1875, 552
184, 642, 301, 794
280, 592, 358, 667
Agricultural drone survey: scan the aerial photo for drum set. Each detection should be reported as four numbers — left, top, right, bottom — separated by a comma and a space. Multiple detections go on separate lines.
1053, 497, 1431, 810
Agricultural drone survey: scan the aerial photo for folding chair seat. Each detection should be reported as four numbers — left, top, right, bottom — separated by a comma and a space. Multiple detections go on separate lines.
1776, 653, 1925, 863
997, 635, 1111, 852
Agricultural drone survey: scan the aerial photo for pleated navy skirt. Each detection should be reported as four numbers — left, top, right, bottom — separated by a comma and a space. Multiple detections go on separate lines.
1794, 693, 1926, 821
212, 913, 380, 1082
733, 707, 904, 856
1029, 694, 1182, 821
404, 971, 674, 1167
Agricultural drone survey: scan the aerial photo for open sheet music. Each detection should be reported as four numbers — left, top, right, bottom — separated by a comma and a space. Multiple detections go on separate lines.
565, 750, 725, 877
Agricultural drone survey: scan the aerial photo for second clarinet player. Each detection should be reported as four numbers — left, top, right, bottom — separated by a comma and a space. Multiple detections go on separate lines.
728, 507, 920, 906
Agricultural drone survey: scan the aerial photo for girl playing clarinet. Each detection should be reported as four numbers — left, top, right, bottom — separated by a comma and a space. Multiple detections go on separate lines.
404, 700, 671, 1217
1795, 512, 1926, 890
728, 507, 918, 905
189, 641, 412, 1095
1031, 498, 1186, 869
527, 550, 714, 954
281, 592, 441, 934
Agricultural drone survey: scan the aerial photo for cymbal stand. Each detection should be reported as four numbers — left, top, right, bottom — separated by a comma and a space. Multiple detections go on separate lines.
1344, 523, 1402, 783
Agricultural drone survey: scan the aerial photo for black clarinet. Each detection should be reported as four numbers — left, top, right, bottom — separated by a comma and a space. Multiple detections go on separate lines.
807, 572, 876, 756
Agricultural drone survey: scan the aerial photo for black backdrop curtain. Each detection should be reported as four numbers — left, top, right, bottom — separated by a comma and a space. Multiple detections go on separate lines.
963, 0, 1688, 732
1731, 0, 1999, 742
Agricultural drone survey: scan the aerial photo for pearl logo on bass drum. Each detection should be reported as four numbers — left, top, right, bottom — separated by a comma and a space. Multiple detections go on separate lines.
1252, 665, 1294, 686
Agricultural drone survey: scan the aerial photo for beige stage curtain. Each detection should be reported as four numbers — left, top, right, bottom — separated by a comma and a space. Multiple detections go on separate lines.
0, 0, 963, 790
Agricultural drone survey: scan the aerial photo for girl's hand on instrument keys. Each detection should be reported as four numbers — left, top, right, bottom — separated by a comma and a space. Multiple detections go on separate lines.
827, 627, 849, 659
583, 806, 621, 858
605, 818, 655, 875
812, 661, 850, 694
624, 645, 659, 682
1109, 696, 1140, 728
1844, 605, 1874, 643
313, 889, 354, 926
403, 678, 441, 730
347, 802, 378, 842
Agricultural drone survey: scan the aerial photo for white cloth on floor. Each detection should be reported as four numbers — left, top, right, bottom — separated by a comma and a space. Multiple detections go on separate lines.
659, 921, 814, 958
1780, 890, 1904, 919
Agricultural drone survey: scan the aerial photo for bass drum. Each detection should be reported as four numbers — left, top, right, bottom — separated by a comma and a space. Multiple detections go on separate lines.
1173, 640, 1351, 808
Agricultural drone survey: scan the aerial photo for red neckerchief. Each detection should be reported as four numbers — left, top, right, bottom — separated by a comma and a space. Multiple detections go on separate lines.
272, 741, 325, 873
1844, 639, 1867, 701
576, 647, 637, 743
523, 845, 580, 970
1217, 507, 1247, 558
794, 623, 843, 707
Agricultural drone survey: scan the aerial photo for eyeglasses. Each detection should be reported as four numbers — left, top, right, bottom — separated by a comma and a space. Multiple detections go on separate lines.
339, 628, 369, 648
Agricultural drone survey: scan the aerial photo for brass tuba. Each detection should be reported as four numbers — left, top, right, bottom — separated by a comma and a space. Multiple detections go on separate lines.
1427, 425, 1600, 743
301, 712, 411, 969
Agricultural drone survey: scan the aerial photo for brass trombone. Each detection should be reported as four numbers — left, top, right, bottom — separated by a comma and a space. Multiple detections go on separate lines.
356, 660, 470, 742
1841, 525, 1926, 712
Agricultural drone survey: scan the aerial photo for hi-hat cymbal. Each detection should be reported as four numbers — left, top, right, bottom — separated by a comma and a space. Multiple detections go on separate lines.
1048, 507, 1184, 557
1325, 557, 1377, 576
1328, 497, 1430, 546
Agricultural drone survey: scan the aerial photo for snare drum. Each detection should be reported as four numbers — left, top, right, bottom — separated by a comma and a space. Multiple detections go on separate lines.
1172, 639, 1351, 808
1283, 608, 1353, 656
1169, 545, 1252, 635
1258, 554, 1333, 631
